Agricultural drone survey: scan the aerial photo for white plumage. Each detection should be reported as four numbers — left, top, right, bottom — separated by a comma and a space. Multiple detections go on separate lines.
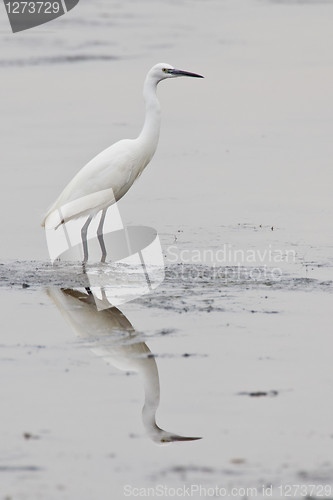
42, 63, 203, 261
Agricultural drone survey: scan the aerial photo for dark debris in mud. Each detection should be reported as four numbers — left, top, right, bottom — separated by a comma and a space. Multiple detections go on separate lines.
238, 390, 279, 397
0, 465, 42, 472
152, 463, 245, 482
23, 432, 40, 440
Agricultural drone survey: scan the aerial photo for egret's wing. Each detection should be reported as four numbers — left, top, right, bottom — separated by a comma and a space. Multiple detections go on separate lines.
42, 139, 136, 228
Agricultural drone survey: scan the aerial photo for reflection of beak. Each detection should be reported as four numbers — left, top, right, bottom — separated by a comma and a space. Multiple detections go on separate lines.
169, 69, 204, 78
166, 435, 202, 442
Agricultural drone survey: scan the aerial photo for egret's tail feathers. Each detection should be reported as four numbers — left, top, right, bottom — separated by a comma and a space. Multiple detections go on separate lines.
42, 188, 116, 230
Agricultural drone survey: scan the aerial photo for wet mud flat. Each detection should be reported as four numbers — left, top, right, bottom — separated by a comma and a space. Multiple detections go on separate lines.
0, 256, 332, 499
1, 259, 332, 302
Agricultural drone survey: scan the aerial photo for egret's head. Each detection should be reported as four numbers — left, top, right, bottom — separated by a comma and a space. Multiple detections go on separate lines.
148, 63, 204, 83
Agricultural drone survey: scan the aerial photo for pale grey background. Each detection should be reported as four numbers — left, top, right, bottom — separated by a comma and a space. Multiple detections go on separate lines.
0, 1, 333, 499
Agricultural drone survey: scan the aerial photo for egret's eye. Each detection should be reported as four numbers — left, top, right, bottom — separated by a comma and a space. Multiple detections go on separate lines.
162, 68, 168, 73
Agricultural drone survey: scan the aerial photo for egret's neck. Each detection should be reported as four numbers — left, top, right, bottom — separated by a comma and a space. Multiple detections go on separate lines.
138, 75, 161, 156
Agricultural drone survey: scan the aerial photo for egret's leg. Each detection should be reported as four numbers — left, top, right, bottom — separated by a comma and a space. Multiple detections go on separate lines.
97, 208, 107, 263
81, 215, 93, 264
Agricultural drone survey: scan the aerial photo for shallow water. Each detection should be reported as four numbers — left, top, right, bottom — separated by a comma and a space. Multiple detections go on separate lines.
1, 0, 333, 498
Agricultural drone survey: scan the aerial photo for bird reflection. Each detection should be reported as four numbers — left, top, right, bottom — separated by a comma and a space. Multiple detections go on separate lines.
47, 287, 201, 444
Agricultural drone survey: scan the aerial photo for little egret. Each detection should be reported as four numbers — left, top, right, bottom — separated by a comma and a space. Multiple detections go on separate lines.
42, 63, 203, 262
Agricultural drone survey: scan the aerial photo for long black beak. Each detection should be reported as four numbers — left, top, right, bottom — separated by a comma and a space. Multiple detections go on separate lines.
169, 69, 204, 78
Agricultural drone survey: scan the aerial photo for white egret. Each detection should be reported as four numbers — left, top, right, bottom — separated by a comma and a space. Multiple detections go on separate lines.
42, 63, 203, 262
